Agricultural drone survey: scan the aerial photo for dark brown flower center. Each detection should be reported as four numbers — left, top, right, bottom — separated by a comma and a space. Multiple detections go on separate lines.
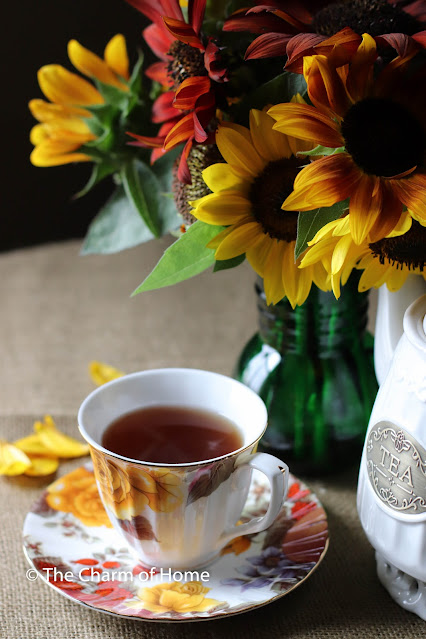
341, 97, 425, 177
369, 220, 426, 270
167, 41, 207, 88
173, 144, 223, 225
312, 0, 422, 38
249, 157, 302, 241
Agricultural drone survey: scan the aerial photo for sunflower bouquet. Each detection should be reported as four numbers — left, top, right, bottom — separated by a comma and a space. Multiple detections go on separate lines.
29, 0, 426, 308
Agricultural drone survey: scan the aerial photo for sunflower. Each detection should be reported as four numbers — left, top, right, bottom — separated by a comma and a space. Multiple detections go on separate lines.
268, 35, 426, 246
190, 108, 329, 307
299, 211, 426, 297
223, 0, 425, 70
29, 35, 129, 167
124, 0, 228, 183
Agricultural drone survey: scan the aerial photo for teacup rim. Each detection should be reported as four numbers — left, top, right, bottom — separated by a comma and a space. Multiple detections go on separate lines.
78, 367, 268, 468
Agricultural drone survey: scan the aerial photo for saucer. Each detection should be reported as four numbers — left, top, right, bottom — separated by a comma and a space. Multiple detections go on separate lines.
23, 464, 328, 622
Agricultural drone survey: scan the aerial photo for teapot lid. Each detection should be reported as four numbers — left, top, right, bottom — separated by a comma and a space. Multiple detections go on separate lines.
403, 294, 426, 353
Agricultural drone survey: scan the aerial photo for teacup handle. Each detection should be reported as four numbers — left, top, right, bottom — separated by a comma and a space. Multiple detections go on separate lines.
219, 453, 289, 546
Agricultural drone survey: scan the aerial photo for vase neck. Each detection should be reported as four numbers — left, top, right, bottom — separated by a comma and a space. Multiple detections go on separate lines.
256, 276, 369, 355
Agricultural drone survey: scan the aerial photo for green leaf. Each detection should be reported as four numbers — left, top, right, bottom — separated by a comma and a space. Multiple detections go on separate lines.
94, 79, 130, 110
129, 50, 144, 95
301, 145, 346, 157
132, 221, 223, 294
213, 254, 245, 272
73, 163, 116, 199
84, 103, 118, 130
233, 72, 307, 123
81, 187, 157, 254
295, 200, 349, 260
121, 159, 162, 237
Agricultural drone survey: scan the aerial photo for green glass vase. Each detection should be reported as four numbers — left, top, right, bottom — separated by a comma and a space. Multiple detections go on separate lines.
234, 275, 378, 475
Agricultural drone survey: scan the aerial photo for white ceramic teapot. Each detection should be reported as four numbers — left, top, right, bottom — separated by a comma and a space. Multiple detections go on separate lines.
357, 294, 426, 619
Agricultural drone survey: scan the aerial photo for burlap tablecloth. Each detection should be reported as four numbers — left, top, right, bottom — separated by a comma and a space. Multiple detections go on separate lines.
0, 240, 423, 638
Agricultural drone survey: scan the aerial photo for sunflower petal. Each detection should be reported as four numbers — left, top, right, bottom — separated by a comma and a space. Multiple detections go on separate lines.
246, 235, 272, 276
282, 242, 299, 308
30, 140, 92, 167
282, 153, 360, 211
29, 99, 91, 121
68, 40, 128, 90
0, 441, 31, 475
349, 175, 383, 244
391, 173, 426, 225
269, 103, 344, 148
385, 266, 410, 292
192, 192, 251, 225
30, 124, 49, 145
388, 211, 413, 237
24, 456, 60, 477
215, 222, 262, 260
173, 76, 210, 110
245, 33, 292, 61
293, 259, 313, 306
264, 241, 286, 305
216, 124, 265, 179
104, 34, 130, 80
358, 258, 389, 291
331, 233, 353, 274
34, 416, 89, 458
38, 65, 104, 106
89, 361, 125, 386
202, 163, 249, 194
304, 54, 351, 118
249, 109, 292, 161
206, 226, 236, 249
14, 434, 58, 457
163, 17, 204, 50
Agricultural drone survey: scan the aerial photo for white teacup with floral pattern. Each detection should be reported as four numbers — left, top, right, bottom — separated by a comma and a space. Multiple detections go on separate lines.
78, 368, 288, 570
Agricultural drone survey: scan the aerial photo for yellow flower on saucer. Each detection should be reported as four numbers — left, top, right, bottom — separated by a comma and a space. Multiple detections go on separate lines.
300, 211, 426, 297
126, 581, 222, 614
29, 34, 129, 167
92, 450, 183, 519
46, 466, 112, 527
191, 106, 329, 307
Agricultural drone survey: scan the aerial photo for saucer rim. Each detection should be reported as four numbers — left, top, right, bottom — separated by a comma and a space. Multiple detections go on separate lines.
22, 470, 329, 623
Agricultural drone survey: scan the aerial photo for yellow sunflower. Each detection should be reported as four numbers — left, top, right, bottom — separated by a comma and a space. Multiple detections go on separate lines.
300, 211, 426, 297
268, 34, 426, 245
29, 34, 129, 167
191, 107, 329, 307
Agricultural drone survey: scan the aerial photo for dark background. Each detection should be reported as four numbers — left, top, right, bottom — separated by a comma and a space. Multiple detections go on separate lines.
3, 0, 146, 252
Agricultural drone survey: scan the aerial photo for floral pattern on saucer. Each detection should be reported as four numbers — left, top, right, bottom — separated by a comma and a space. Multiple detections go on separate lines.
23, 465, 328, 621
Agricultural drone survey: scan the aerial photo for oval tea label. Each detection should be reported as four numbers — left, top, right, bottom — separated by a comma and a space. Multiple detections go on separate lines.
366, 422, 426, 516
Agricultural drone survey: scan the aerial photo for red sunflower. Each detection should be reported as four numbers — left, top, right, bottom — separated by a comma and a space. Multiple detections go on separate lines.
268, 35, 426, 245
124, 0, 228, 182
223, 0, 426, 71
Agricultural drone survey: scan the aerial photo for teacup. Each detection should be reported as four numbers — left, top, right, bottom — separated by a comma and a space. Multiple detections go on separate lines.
78, 368, 288, 570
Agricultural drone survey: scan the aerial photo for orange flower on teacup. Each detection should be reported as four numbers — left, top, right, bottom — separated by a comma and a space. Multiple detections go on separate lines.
125, 581, 223, 614
91, 451, 183, 519
46, 467, 112, 527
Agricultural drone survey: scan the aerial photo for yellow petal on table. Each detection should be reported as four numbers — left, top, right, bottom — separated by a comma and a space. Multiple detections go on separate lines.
34, 416, 89, 458
24, 456, 59, 477
89, 361, 125, 386
13, 433, 58, 457
0, 441, 31, 476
